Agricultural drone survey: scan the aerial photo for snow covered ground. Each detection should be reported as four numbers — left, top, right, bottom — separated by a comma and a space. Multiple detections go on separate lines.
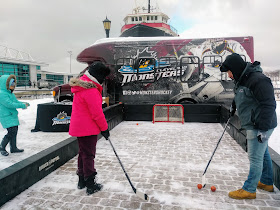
0, 97, 70, 170
1, 120, 280, 209
0, 98, 279, 170
0, 98, 280, 209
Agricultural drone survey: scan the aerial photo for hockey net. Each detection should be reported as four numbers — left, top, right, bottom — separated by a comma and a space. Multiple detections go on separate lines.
153, 104, 184, 124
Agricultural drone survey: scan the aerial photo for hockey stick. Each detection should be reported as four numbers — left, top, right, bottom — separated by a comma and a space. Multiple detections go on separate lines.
201, 118, 231, 188
107, 137, 149, 200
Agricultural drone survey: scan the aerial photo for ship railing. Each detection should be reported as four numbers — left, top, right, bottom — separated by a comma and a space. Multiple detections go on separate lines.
169, 25, 178, 35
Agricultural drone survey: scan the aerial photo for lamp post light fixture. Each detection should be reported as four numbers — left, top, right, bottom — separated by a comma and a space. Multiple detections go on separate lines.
67, 50, 72, 73
103, 16, 111, 38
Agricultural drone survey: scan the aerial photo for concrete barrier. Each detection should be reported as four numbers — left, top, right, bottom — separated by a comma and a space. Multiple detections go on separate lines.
0, 103, 124, 207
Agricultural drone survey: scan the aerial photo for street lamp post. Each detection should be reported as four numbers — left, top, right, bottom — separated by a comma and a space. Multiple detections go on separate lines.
67, 50, 72, 73
103, 16, 111, 38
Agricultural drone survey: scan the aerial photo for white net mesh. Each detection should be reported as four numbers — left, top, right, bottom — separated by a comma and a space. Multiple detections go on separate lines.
153, 104, 184, 123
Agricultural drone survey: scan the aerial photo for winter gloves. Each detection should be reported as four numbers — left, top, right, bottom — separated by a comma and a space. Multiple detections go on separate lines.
257, 130, 268, 143
229, 100, 236, 117
24, 102, 30, 109
101, 129, 110, 140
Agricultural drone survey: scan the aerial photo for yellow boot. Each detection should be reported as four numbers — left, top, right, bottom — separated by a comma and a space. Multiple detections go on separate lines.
257, 181, 274, 192
228, 189, 256, 199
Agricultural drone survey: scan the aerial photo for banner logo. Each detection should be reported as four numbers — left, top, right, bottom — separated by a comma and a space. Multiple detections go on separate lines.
52, 111, 71, 126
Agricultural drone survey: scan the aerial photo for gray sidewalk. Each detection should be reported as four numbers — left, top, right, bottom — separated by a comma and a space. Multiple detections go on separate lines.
2, 122, 280, 210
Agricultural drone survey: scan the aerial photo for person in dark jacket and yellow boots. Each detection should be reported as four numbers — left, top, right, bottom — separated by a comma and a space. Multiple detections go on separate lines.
0, 75, 30, 156
220, 53, 277, 199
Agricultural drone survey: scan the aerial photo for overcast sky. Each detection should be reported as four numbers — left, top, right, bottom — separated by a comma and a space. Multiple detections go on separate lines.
0, 0, 279, 74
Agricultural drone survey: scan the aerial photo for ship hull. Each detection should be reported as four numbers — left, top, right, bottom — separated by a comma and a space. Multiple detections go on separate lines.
120, 24, 174, 37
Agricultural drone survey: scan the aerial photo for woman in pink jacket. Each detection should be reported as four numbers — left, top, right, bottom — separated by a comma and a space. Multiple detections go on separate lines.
69, 62, 110, 195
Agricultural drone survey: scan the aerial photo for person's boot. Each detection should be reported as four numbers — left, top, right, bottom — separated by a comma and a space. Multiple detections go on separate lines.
257, 181, 274, 192
10, 136, 24, 153
0, 137, 10, 156
229, 188, 256, 199
77, 175, 86, 189
10, 148, 24, 153
0, 145, 9, 156
85, 172, 103, 195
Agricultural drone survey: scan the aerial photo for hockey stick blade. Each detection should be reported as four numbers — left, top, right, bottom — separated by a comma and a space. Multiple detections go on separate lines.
108, 138, 149, 200
202, 174, 206, 188
136, 189, 149, 200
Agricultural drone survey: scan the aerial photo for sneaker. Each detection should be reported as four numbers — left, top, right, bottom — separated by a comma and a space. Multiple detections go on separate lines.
229, 189, 256, 199
257, 181, 274, 192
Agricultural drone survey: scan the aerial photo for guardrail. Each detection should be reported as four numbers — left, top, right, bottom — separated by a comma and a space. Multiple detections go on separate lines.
14, 89, 53, 99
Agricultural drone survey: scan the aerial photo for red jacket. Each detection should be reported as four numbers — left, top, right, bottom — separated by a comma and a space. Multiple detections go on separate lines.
69, 74, 108, 137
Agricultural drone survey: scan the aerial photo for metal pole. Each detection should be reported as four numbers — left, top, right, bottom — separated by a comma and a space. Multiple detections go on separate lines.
105, 29, 110, 38
67, 51, 72, 73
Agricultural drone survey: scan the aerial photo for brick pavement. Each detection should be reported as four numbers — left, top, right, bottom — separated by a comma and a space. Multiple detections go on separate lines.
1, 122, 280, 210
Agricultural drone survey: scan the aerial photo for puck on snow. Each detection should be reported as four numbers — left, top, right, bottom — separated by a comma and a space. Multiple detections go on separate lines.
211, 186, 216, 192
197, 184, 202, 189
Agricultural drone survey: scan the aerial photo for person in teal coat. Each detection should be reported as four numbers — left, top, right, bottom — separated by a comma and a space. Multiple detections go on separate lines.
0, 75, 30, 156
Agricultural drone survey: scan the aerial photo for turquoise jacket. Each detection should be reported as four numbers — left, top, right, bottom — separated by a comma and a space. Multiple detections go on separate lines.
0, 75, 26, 129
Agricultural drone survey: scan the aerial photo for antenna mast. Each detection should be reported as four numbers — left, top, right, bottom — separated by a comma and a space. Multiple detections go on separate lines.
148, 0, 151, 13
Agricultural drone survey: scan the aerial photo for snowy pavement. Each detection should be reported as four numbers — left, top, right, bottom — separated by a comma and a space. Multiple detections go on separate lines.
0, 98, 279, 172
0, 98, 70, 170
2, 121, 280, 210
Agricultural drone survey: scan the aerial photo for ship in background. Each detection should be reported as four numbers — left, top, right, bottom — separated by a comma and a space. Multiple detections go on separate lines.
120, 0, 179, 37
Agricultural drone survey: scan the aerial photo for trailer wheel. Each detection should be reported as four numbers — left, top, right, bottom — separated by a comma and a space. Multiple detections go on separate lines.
178, 99, 197, 104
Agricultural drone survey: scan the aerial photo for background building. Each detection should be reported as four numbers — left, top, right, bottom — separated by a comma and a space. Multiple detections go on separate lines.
0, 45, 74, 87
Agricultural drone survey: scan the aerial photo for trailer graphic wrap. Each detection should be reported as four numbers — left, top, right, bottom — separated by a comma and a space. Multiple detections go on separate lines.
77, 36, 254, 105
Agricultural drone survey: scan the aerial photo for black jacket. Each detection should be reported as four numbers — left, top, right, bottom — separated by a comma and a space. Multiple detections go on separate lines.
234, 62, 277, 131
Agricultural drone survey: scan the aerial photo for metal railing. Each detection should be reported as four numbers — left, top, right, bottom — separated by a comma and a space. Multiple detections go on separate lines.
14, 89, 53, 99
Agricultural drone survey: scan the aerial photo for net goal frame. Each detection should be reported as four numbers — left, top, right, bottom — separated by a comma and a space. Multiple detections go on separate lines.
152, 104, 184, 124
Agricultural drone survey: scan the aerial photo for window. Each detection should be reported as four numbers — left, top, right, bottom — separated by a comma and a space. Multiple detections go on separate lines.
46, 74, 64, 84
132, 17, 134, 21
139, 17, 142, 21
37, 74, 41, 80
0, 62, 30, 86
155, 16, 157, 20
151, 16, 154, 20
36, 65, 41, 70
147, 16, 150, 21
135, 17, 138, 21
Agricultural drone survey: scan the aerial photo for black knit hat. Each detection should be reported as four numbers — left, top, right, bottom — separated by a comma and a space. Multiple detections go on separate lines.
220, 53, 246, 81
88, 62, 110, 84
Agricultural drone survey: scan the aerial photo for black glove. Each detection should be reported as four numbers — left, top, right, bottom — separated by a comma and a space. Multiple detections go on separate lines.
229, 100, 236, 117
101, 129, 110, 140
257, 130, 268, 143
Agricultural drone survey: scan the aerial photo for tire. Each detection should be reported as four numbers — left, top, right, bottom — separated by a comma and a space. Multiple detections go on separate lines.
178, 99, 197, 104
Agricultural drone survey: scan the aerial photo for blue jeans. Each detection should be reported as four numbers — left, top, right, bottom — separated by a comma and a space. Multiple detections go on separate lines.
242, 128, 274, 193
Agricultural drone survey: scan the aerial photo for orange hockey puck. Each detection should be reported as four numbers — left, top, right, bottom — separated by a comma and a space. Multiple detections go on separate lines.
211, 186, 216, 192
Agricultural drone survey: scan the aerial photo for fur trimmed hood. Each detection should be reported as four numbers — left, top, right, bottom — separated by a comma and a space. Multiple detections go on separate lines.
69, 77, 97, 89
69, 73, 103, 94
0, 74, 17, 91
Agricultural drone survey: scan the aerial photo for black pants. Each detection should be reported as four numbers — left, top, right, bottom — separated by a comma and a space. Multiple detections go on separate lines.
1, 126, 18, 150
77, 135, 98, 178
